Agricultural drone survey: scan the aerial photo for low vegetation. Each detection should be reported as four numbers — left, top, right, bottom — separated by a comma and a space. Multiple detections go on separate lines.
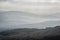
0, 26, 60, 40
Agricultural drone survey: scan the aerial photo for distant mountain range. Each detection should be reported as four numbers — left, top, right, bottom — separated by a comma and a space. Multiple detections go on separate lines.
13, 21, 60, 29
0, 11, 60, 31
0, 26, 60, 40
0, 20, 60, 32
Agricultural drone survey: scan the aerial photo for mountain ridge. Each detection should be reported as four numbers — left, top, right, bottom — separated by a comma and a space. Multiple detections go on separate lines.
0, 26, 60, 40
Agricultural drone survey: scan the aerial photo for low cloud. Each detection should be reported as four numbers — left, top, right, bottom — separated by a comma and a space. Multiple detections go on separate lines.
0, 0, 60, 29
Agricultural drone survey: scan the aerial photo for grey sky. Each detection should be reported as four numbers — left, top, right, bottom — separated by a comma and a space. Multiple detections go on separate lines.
0, 0, 60, 15
0, 0, 60, 29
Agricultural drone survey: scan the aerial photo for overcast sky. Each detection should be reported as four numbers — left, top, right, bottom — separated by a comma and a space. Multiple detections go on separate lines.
0, 0, 60, 15
0, 0, 60, 29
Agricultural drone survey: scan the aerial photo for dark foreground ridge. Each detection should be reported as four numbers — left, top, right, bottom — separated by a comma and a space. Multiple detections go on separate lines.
0, 26, 60, 40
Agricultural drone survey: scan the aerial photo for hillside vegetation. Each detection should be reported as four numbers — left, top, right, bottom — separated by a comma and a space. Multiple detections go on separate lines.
0, 26, 60, 40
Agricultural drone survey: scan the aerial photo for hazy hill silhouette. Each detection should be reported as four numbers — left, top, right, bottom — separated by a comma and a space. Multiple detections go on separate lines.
0, 26, 60, 40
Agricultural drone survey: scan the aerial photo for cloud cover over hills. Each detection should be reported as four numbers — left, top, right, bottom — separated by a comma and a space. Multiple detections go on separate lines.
0, 0, 60, 30
0, 11, 60, 30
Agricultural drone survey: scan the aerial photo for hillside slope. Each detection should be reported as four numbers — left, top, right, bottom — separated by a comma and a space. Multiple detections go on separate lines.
0, 26, 60, 40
